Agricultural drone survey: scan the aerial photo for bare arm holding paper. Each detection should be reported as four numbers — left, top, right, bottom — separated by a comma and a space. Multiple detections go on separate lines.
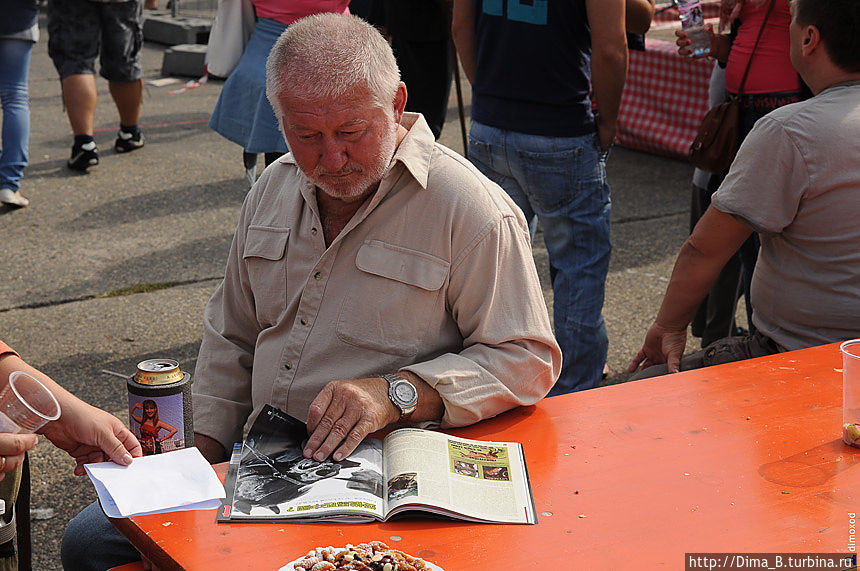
0, 340, 142, 476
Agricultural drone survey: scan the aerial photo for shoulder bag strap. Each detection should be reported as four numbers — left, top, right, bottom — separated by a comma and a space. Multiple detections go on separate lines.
736, 0, 778, 96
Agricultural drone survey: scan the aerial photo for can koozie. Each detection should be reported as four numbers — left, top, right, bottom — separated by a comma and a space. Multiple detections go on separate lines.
127, 359, 194, 455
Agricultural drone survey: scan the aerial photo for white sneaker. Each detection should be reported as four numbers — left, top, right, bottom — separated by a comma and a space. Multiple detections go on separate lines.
0, 188, 29, 208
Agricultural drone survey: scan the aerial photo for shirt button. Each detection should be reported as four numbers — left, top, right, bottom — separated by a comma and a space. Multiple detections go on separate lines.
311, 228, 318, 235
284, 361, 293, 370
314, 271, 322, 280
300, 318, 308, 326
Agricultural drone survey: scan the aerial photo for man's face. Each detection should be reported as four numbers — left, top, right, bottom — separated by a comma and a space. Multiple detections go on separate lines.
286, 457, 339, 482
278, 84, 400, 203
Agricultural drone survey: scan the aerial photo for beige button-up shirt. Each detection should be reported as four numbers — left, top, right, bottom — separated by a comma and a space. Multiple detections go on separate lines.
193, 114, 561, 449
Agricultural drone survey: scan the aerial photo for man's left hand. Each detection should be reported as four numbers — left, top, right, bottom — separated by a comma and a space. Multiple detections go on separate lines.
304, 376, 399, 462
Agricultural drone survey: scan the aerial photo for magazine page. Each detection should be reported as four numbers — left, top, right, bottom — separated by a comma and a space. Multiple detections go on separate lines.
216, 442, 244, 522
382, 428, 537, 524
226, 405, 386, 521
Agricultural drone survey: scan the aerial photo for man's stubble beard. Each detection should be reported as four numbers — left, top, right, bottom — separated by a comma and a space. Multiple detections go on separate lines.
309, 120, 399, 203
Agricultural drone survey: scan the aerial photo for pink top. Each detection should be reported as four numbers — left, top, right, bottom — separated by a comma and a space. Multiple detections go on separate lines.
725, 1, 800, 95
252, 0, 350, 26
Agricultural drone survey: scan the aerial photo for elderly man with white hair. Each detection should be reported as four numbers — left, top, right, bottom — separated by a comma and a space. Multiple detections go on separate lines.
61, 13, 560, 569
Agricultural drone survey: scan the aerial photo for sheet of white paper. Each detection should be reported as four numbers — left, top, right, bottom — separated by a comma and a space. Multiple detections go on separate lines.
84, 447, 225, 518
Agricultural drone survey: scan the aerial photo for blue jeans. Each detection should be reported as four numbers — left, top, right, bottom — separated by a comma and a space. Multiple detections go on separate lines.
61, 501, 141, 570
0, 38, 33, 193
468, 121, 611, 394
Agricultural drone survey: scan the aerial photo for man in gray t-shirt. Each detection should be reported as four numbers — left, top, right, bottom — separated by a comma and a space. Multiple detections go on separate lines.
712, 81, 859, 353
629, 0, 860, 377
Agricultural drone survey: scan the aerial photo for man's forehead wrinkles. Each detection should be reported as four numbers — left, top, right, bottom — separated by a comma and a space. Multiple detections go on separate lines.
285, 104, 373, 129
286, 117, 369, 132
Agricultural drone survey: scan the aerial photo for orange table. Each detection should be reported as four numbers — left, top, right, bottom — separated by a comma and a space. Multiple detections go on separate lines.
111, 343, 858, 570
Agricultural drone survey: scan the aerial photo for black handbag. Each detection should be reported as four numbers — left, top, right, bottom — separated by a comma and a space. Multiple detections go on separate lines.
689, 0, 776, 174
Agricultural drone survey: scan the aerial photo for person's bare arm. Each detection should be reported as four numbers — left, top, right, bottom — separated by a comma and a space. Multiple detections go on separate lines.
586, 0, 629, 151
629, 206, 752, 374
158, 422, 178, 441
451, 0, 478, 84
626, 0, 655, 35
0, 353, 141, 474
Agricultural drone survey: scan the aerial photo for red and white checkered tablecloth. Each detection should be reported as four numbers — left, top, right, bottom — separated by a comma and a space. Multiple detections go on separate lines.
616, 38, 715, 160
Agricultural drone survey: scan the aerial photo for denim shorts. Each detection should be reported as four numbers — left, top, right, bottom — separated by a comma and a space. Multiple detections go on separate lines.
47, 0, 143, 82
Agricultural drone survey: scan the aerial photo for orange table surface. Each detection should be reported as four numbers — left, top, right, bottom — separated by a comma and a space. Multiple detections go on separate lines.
112, 343, 858, 570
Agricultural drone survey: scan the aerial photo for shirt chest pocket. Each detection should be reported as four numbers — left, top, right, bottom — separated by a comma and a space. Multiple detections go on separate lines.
337, 240, 450, 357
243, 226, 290, 326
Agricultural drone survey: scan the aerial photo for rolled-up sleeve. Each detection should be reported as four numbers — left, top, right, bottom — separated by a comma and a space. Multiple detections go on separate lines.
403, 214, 561, 427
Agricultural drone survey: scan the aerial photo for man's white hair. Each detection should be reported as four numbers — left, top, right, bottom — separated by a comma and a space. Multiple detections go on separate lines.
266, 13, 401, 119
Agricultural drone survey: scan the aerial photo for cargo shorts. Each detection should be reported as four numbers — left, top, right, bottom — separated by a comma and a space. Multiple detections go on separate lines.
47, 0, 143, 82
631, 331, 782, 380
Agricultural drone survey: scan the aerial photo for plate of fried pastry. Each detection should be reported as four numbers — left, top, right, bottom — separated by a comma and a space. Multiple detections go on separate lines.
279, 541, 443, 571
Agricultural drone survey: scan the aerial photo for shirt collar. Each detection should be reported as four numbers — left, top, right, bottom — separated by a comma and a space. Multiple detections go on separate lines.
390, 112, 435, 190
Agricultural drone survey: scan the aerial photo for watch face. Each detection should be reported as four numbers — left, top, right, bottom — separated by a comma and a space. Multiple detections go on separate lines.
394, 381, 417, 403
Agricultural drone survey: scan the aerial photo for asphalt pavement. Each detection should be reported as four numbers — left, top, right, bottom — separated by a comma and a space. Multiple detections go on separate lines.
1, 11, 704, 569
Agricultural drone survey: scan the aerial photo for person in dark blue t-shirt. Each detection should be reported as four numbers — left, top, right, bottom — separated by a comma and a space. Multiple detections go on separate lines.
452, 0, 628, 394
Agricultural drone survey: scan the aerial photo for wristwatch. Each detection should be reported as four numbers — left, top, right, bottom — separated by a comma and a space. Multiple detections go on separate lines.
382, 373, 418, 420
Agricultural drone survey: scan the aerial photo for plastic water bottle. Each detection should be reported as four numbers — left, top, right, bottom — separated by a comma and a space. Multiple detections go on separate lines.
676, 0, 710, 56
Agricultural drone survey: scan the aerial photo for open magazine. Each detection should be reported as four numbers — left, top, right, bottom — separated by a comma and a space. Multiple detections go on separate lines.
217, 405, 537, 524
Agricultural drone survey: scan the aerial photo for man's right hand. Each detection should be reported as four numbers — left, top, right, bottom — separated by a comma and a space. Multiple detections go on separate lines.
194, 433, 226, 464
304, 377, 401, 463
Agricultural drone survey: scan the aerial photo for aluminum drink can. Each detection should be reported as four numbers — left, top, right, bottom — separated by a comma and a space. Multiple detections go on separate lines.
133, 359, 184, 385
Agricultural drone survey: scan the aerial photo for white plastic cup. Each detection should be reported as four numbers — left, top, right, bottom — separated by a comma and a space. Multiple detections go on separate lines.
842, 339, 860, 447
0, 371, 61, 433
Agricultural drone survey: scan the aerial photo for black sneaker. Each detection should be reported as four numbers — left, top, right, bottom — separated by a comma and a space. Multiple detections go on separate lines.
115, 129, 144, 153
68, 141, 99, 171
